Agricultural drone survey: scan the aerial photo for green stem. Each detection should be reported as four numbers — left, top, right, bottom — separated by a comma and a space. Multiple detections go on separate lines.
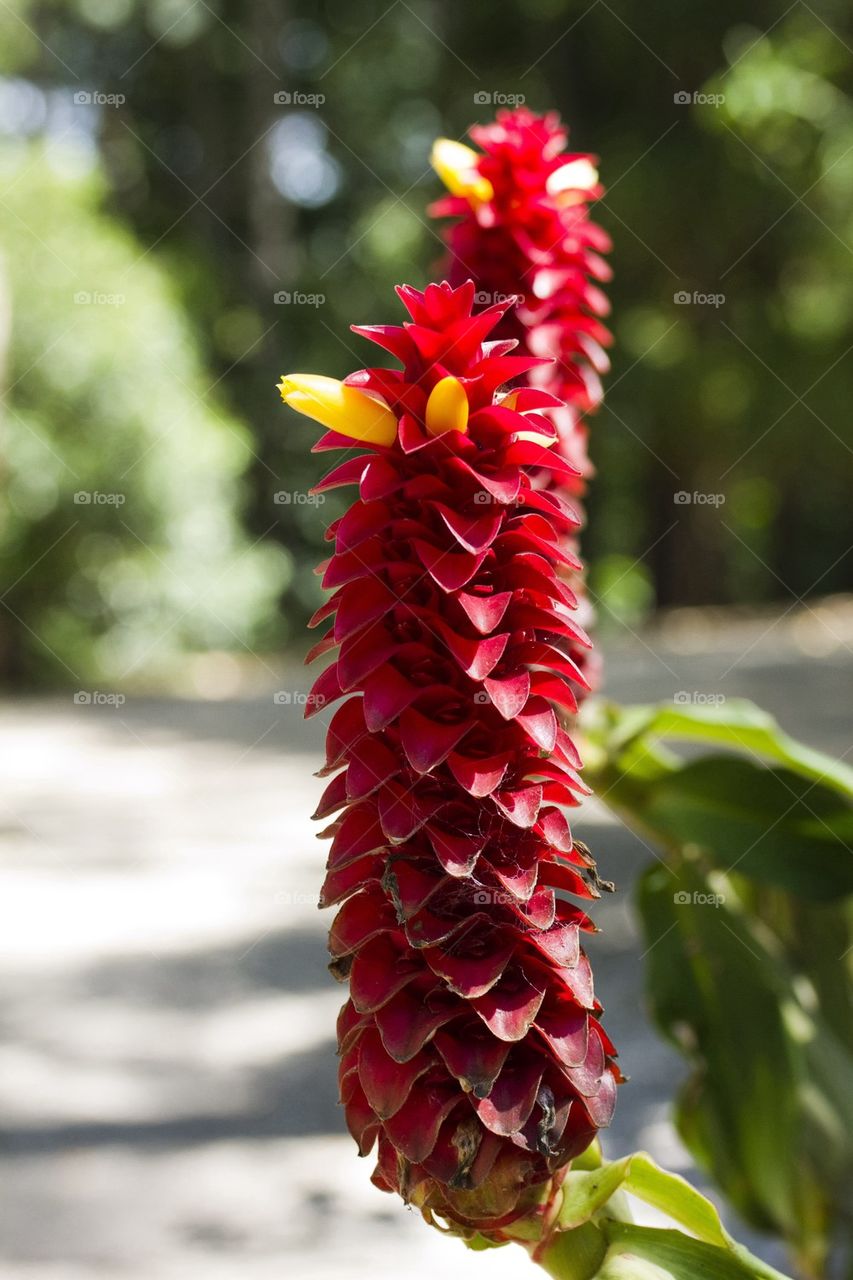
531, 1223, 608, 1280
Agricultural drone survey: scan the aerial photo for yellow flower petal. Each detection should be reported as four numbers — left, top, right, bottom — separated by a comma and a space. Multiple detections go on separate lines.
430, 138, 494, 204
425, 376, 469, 437
278, 374, 398, 447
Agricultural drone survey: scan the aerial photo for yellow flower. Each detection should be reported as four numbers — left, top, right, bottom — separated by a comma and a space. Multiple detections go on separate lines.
430, 138, 494, 205
425, 376, 469, 437
278, 375, 398, 446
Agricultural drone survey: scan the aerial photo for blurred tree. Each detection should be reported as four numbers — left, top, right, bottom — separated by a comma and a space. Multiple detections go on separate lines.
0, 144, 287, 682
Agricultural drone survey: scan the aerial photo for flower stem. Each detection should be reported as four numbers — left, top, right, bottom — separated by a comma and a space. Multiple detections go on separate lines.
527, 1223, 607, 1280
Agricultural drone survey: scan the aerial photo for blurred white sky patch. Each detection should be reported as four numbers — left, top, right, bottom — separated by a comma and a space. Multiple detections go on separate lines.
0, 77, 47, 134
0, 76, 100, 178
269, 114, 342, 209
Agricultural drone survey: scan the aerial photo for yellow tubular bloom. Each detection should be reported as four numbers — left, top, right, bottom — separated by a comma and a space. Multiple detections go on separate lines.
278, 374, 398, 447
425, 376, 469, 437
430, 138, 494, 205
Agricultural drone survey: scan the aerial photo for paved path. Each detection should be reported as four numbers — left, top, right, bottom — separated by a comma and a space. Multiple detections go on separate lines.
1, 623, 850, 1278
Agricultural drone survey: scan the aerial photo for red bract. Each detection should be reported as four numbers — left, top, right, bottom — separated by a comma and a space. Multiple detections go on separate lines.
430, 110, 613, 697
283, 280, 620, 1232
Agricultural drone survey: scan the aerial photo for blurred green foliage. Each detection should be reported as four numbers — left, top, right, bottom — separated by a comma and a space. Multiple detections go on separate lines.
0, 145, 287, 682
0, 0, 851, 679
588, 699, 853, 1277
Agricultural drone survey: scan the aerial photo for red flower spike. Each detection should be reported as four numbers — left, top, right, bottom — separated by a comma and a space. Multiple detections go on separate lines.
430, 111, 612, 486
430, 109, 612, 697
280, 279, 619, 1231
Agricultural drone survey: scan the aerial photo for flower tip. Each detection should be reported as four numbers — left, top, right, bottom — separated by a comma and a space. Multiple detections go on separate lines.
425, 376, 469, 437
500, 390, 558, 447
278, 373, 398, 447
546, 158, 599, 201
430, 137, 494, 204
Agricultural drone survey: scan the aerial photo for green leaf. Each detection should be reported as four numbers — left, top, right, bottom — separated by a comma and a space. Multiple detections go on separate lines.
598, 1224, 791, 1280
506, 1148, 794, 1280
585, 699, 853, 1270
558, 1152, 730, 1249
625, 755, 853, 901
536, 1200, 793, 1280
617, 1154, 732, 1249
637, 859, 853, 1265
597, 698, 853, 798
558, 1162, 636, 1231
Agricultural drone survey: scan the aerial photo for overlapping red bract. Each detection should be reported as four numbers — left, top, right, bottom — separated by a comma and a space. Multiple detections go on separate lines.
430, 107, 612, 489
430, 109, 613, 698
307, 280, 620, 1229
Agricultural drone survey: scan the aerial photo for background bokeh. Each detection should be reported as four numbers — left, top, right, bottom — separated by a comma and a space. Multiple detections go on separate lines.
1, 3, 852, 1280
1, 0, 853, 683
